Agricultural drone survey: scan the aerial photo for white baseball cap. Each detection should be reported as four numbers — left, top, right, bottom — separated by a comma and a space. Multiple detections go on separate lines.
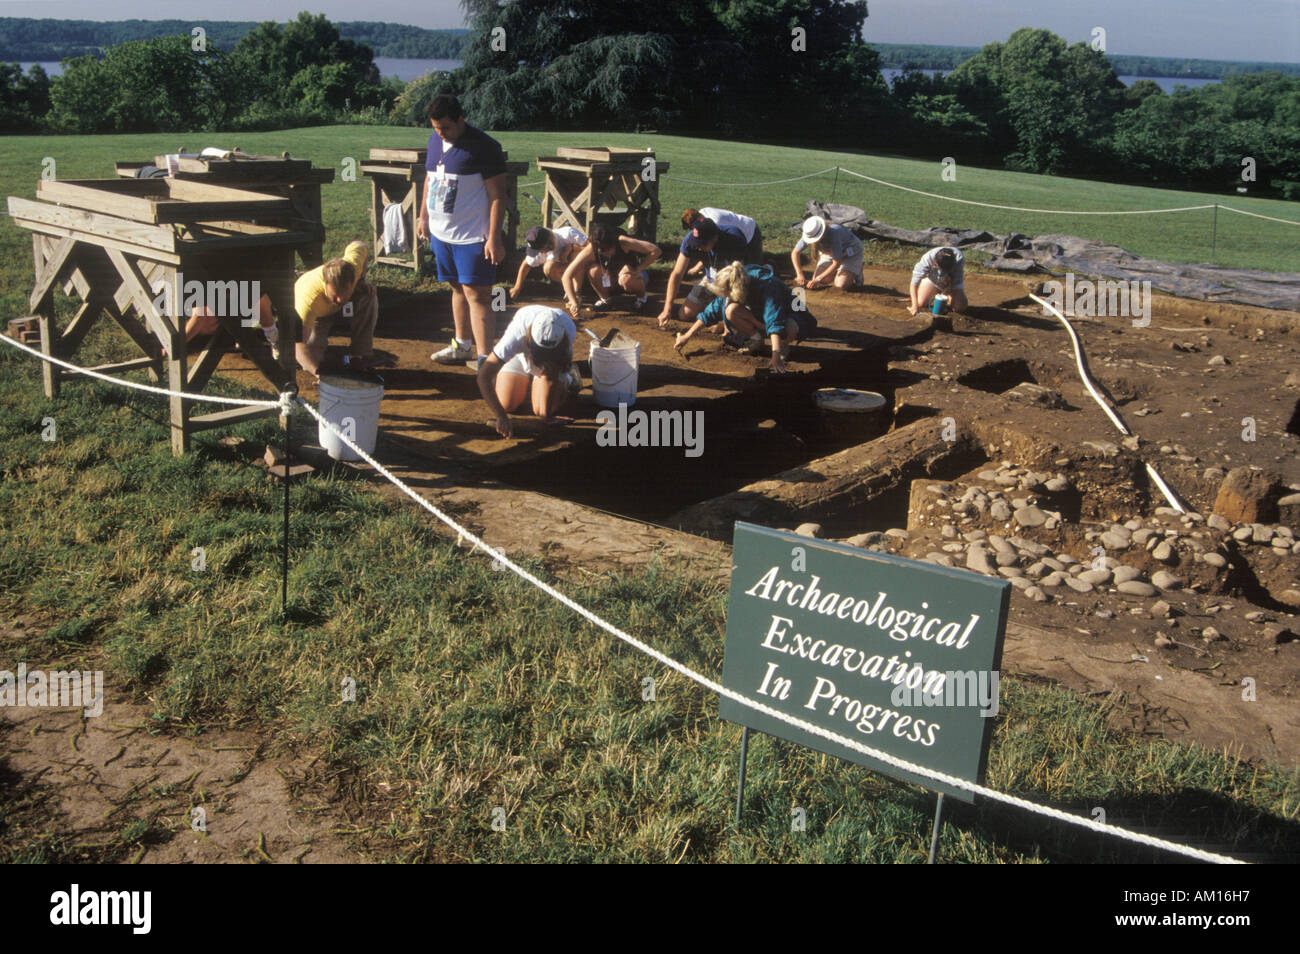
530, 309, 568, 349
801, 216, 827, 243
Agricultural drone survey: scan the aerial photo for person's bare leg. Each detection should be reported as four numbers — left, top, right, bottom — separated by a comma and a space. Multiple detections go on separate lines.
587, 264, 610, 302
462, 283, 496, 357
531, 374, 566, 419
496, 370, 530, 412
449, 282, 472, 343
619, 266, 647, 297
916, 277, 941, 309
725, 303, 762, 338
833, 269, 859, 290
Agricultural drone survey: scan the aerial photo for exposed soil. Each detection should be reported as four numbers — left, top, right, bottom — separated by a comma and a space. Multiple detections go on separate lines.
6, 255, 1298, 858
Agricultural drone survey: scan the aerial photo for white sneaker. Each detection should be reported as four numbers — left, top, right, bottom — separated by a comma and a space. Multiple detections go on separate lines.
432, 339, 474, 364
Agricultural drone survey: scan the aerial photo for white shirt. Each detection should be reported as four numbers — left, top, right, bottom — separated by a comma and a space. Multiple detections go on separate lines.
700, 207, 757, 244
524, 226, 587, 267
492, 306, 576, 375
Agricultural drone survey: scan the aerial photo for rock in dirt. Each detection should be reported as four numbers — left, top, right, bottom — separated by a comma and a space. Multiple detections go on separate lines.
1014, 506, 1047, 528
1151, 570, 1184, 590
1117, 580, 1158, 597
1213, 466, 1283, 524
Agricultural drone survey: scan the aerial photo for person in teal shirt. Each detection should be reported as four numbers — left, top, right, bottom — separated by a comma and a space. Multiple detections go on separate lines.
673, 262, 816, 374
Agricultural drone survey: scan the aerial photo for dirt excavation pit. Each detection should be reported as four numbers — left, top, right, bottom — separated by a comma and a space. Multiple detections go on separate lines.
211, 265, 1300, 768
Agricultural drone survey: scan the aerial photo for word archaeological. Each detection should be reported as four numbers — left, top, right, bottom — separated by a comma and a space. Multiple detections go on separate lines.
50, 884, 151, 934
595, 403, 704, 458
1041, 273, 1152, 326
745, 567, 980, 650
151, 273, 262, 324
0, 664, 103, 717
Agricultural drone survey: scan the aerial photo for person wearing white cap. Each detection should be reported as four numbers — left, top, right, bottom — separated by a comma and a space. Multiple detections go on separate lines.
477, 305, 579, 437
790, 216, 864, 290
508, 225, 588, 301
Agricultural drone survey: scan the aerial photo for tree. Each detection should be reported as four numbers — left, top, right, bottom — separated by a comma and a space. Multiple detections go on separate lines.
0, 62, 52, 132
947, 28, 1127, 173
439, 0, 886, 137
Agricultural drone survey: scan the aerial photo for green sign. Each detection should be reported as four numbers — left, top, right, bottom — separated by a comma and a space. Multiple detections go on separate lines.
719, 522, 1009, 803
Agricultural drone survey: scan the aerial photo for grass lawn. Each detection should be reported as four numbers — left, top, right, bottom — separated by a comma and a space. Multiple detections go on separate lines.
0, 337, 1296, 863
1, 126, 1298, 862
2, 127, 1299, 326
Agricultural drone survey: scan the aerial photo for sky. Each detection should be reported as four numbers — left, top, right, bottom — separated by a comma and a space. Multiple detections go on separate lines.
2, 0, 1298, 63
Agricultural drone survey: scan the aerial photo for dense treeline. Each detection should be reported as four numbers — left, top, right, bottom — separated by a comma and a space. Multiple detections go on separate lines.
0, 17, 468, 60
2, 10, 1296, 200
871, 42, 1300, 79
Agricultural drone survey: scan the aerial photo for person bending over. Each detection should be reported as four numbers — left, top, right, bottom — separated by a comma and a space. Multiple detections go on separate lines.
561, 223, 660, 316
478, 306, 579, 438
908, 246, 967, 316
509, 225, 587, 301
294, 240, 379, 378
674, 261, 816, 374
791, 215, 863, 290
657, 207, 762, 329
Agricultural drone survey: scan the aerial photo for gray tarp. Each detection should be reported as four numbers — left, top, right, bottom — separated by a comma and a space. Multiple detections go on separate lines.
803, 200, 1300, 312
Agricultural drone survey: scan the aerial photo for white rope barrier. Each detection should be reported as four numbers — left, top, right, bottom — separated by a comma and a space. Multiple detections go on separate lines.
1217, 205, 1300, 227
1, 328, 1240, 862
1030, 293, 1186, 513
0, 332, 282, 408
296, 396, 1236, 863
837, 167, 1217, 216
663, 167, 839, 187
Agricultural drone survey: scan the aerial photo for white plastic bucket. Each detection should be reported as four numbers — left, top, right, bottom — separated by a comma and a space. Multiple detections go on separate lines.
317, 374, 384, 461
589, 336, 640, 408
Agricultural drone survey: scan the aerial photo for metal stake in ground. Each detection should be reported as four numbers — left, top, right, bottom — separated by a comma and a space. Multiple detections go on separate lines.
928, 793, 945, 864
281, 401, 292, 619
734, 726, 751, 826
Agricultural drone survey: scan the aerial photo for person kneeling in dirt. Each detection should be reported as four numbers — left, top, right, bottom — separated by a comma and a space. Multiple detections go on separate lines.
657, 207, 763, 329
674, 261, 816, 374
509, 225, 587, 301
562, 223, 660, 316
908, 246, 968, 316
295, 240, 379, 378
791, 215, 863, 290
479, 305, 580, 438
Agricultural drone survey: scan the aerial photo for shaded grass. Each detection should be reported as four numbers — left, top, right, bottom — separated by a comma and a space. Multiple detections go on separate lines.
1, 356, 1297, 863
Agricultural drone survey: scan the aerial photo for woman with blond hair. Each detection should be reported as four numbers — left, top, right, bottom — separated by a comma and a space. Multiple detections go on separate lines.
656, 207, 763, 329
673, 261, 815, 374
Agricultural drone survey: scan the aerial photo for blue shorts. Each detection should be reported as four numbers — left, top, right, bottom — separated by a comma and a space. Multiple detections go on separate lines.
430, 236, 498, 287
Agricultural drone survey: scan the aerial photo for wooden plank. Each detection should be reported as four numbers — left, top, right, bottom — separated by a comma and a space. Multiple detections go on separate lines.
13, 217, 181, 265
105, 247, 177, 344
28, 235, 75, 312
37, 179, 170, 222
103, 300, 163, 370
188, 405, 276, 431
369, 147, 427, 163
186, 335, 230, 392
71, 357, 159, 376
557, 147, 613, 161
58, 295, 104, 357
10, 197, 177, 253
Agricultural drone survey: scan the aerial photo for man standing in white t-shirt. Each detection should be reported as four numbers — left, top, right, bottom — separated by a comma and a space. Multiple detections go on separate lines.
418, 94, 508, 370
